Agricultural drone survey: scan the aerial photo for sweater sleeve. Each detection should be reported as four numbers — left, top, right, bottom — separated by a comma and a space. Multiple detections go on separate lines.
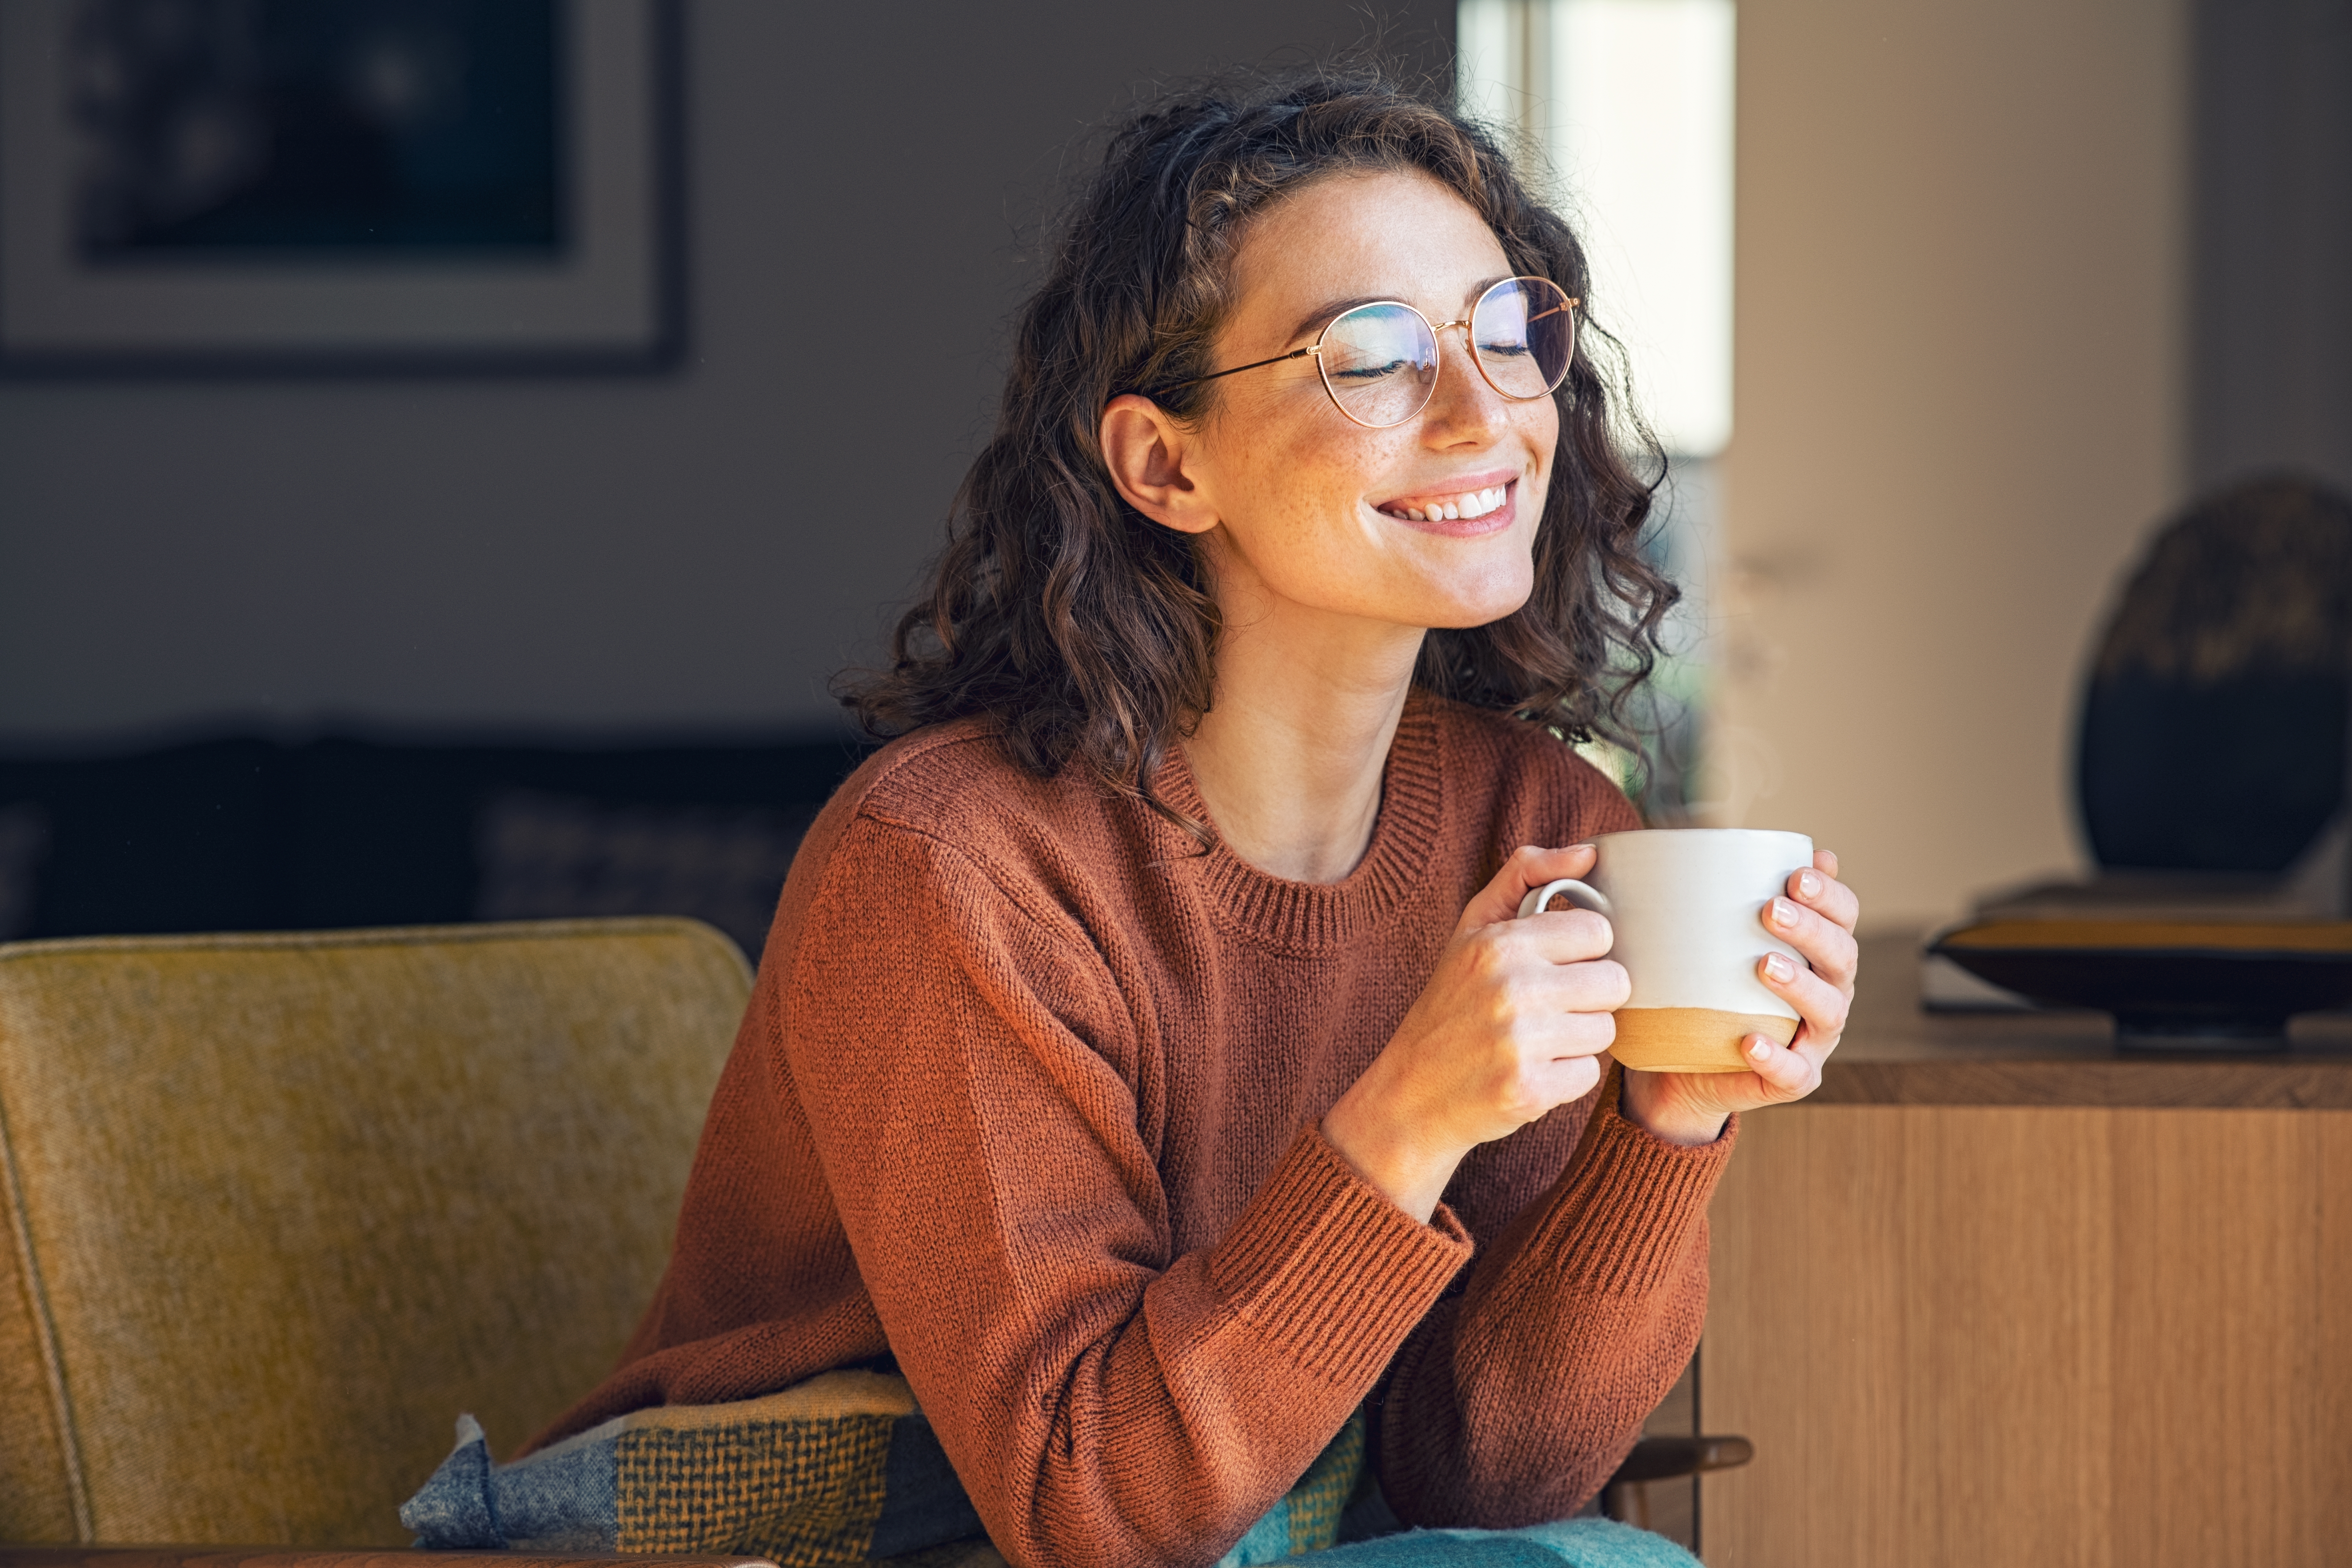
776, 816, 1472, 1568
1369, 1064, 1737, 1526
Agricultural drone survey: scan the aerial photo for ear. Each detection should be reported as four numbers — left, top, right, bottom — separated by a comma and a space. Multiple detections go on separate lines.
1099, 394, 1220, 536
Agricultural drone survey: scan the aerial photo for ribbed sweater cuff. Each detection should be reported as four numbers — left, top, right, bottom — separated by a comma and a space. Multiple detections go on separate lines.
1538, 1093, 1739, 1297
1207, 1124, 1472, 1386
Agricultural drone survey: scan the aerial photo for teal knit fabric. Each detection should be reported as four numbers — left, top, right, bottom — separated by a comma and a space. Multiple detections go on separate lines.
1296, 1519, 1700, 1566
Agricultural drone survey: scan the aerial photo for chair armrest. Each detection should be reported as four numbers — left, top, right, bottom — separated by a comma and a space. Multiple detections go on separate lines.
1606, 1433, 1755, 1485
1601, 1434, 1757, 1530
0, 1550, 776, 1568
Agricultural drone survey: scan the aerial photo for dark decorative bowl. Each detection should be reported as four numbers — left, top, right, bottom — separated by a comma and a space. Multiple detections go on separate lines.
1928, 919, 2352, 1049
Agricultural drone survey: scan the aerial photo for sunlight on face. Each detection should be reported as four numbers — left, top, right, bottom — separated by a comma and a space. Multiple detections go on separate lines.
1191, 169, 1559, 634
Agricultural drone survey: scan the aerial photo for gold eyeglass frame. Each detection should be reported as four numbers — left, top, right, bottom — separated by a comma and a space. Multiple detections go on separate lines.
1163, 275, 1581, 429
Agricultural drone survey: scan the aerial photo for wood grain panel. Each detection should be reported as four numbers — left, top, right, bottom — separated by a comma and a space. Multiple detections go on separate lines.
1703, 1104, 2352, 1567
2109, 1111, 2352, 1565
1893, 1108, 2112, 1566
1815, 1056, 2352, 1110
1703, 1104, 1914, 1566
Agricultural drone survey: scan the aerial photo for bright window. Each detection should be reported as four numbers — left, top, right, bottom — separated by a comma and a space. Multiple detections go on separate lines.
1459, 0, 1736, 457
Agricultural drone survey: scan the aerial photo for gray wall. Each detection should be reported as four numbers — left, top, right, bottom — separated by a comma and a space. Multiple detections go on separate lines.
2189, 0, 2352, 496
0, 1, 1448, 744
1712, 0, 2189, 927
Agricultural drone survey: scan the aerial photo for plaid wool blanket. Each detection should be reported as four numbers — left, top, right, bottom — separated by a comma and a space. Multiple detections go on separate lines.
400, 1369, 1696, 1568
401, 1368, 1362, 1566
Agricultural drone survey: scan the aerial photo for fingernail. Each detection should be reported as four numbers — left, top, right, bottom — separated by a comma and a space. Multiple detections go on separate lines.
1798, 871, 1821, 898
1772, 897, 1799, 927
1748, 1037, 1772, 1060
1764, 952, 1796, 982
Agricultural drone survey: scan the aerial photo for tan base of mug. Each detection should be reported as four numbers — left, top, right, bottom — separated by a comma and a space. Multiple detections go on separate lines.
1608, 1007, 1801, 1074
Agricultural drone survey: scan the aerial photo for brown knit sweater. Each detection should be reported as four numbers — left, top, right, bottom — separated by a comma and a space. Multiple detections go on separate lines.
536, 693, 1736, 1567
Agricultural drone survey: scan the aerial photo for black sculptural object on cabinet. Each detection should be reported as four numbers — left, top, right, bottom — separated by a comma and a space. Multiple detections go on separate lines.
2078, 474, 2352, 877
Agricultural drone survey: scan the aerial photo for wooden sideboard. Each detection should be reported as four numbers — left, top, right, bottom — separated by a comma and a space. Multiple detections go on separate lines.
1698, 935, 2352, 1567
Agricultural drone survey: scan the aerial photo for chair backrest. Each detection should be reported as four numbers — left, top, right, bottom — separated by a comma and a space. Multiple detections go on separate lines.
0, 918, 750, 1547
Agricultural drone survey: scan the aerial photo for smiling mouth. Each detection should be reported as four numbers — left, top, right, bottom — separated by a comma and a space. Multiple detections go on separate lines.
1376, 482, 1510, 523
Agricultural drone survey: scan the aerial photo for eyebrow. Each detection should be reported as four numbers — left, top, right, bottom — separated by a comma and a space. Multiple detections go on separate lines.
1279, 277, 1516, 346
1282, 295, 1388, 345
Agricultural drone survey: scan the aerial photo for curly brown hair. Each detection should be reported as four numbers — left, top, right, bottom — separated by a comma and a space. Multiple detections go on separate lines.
839, 64, 1677, 818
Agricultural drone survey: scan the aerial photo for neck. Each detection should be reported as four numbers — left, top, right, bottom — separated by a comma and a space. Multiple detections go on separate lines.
1182, 565, 1426, 885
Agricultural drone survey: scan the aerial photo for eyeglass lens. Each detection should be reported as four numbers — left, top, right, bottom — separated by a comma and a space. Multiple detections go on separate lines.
1318, 303, 1441, 427
1317, 278, 1577, 428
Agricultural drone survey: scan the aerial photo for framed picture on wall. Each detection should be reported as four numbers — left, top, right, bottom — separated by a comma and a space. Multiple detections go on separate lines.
0, 0, 681, 373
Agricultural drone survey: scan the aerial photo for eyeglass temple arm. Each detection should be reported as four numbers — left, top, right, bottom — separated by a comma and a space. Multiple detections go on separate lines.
1162, 344, 1315, 393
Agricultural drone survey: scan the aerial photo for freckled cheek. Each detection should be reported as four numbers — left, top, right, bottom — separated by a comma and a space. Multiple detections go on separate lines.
1518, 405, 1560, 486
1263, 433, 1402, 521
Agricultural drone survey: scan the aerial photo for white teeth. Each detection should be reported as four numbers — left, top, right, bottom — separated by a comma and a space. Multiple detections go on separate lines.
1385, 483, 1510, 521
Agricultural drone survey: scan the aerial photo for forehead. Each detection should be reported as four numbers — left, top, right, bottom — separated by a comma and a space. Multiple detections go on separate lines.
1224, 168, 1513, 332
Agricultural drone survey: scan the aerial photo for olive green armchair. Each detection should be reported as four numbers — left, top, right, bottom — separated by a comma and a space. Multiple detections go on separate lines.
0, 918, 767, 1567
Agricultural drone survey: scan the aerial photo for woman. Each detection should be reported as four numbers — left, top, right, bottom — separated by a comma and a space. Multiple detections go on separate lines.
536, 68, 1859, 1566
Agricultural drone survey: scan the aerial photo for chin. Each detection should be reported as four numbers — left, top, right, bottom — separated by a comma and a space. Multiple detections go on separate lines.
1418, 570, 1536, 631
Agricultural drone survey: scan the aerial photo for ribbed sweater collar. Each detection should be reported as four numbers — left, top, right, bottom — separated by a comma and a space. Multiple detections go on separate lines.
1159, 693, 1448, 955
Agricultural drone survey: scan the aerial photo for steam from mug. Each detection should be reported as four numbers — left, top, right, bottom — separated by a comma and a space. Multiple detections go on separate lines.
1516, 828, 1815, 1073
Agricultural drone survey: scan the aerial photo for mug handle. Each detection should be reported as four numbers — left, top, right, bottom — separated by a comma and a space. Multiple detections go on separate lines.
1517, 877, 1612, 920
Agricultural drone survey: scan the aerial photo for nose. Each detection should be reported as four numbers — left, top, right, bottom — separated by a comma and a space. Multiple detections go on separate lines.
1421, 319, 1509, 438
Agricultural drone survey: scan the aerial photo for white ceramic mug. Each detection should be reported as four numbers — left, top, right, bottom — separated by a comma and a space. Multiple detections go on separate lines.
1515, 827, 1816, 1073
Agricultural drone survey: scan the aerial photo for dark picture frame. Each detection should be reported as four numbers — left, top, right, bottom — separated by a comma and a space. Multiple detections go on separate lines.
0, 0, 682, 374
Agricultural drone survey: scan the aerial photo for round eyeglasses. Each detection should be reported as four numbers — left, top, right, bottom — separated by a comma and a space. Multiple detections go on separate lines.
1164, 276, 1579, 429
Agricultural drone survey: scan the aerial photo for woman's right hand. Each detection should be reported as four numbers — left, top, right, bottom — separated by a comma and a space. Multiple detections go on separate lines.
1321, 843, 1627, 1222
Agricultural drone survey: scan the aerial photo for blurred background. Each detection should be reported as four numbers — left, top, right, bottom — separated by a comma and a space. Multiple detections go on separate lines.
1, 0, 2346, 950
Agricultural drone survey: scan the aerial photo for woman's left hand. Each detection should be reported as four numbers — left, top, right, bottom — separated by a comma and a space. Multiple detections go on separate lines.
1618, 850, 1860, 1147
